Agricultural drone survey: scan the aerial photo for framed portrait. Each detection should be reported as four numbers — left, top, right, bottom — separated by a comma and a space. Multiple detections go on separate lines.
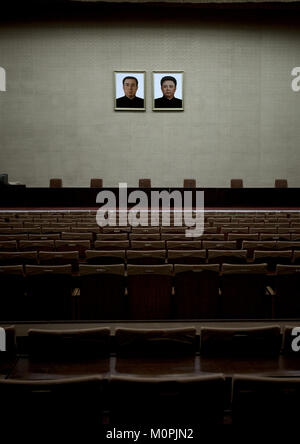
152, 71, 184, 111
114, 71, 146, 111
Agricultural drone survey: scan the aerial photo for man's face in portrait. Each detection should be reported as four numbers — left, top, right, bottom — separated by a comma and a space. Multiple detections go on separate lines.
161, 80, 176, 99
123, 78, 138, 99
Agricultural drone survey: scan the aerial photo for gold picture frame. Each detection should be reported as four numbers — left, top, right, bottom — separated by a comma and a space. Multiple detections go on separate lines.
114, 71, 146, 111
152, 71, 184, 111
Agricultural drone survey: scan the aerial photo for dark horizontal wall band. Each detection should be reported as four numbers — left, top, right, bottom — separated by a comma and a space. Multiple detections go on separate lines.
1, 187, 300, 208
1, 2, 300, 23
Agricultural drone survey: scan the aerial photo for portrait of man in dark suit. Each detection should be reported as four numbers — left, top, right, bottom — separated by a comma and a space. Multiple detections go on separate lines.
115, 72, 145, 110
153, 72, 184, 111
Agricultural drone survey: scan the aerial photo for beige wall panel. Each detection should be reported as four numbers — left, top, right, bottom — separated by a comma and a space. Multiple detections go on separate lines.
0, 20, 300, 187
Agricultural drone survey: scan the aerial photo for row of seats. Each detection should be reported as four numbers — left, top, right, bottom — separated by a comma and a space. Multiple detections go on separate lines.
2, 248, 300, 269
4, 226, 300, 241
49, 178, 196, 188
2, 210, 299, 221
1, 325, 299, 426
1, 263, 300, 320
3, 239, 300, 252
2, 220, 300, 229
2, 213, 299, 220
3, 219, 300, 227
1, 373, 299, 426
2, 221, 300, 229
47, 177, 289, 188
2, 213, 300, 224
2, 325, 298, 356
5, 223, 293, 231
2, 231, 300, 243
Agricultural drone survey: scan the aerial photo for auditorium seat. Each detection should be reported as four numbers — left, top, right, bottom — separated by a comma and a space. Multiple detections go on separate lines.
138, 178, 151, 188
0, 228, 12, 235
28, 327, 111, 358
42, 226, 71, 234
0, 265, 25, 320
202, 227, 219, 234
39, 251, 79, 271
132, 227, 160, 234
202, 241, 237, 250
291, 234, 300, 241
227, 233, 259, 249
207, 249, 247, 264
23, 221, 43, 228
174, 264, 220, 318
0, 234, 28, 241
200, 234, 225, 241
292, 250, 300, 264
260, 233, 291, 241
127, 250, 166, 265
129, 233, 161, 241
127, 265, 173, 319
29, 234, 60, 240
90, 178, 103, 188
0, 251, 38, 266
278, 227, 300, 236
115, 327, 197, 355
242, 240, 277, 257
230, 179, 243, 188
249, 227, 277, 234
61, 232, 93, 241
168, 249, 206, 264
55, 240, 90, 258
0, 241, 17, 251
220, 263, 270, 318
49, 178, 63, 188
263, 223, 278, 230
208, 217, 231, 224
19, 240, 55, 252
253, 250, 292, 271
0, 222, 23, 229
102, 227, 131, 233
0, 376, 105, 430
232, 375, 300, 425
183, 179, 196, 188
96, 233, 128, 241
220, 227, 248, 234
0, 227, 12, 234
274, 265, 300, 318
161, 233, 190, 241
78, 264, 126, 320
109, 374, 225, 425
167, 240, 202, 250
94, 240, 130, 250
160, 227, 187, 234
200, 325, 281, 356
25, 264, 73, 320
130, 240, 165, 250
275, 179, 288, 188
73, 227, 99, 235
86, 249, 126, 265
277, 241, 300, 251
